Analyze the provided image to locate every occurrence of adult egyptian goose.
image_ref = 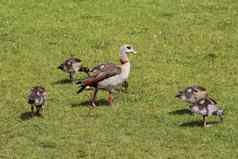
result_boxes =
[27,86,47,116]
[58,57,89,82]
[76,44,136,106]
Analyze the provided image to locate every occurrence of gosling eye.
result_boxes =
[193,89,198,93]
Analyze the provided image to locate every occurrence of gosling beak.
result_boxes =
[58,64,64,70]
[175,92,182,98]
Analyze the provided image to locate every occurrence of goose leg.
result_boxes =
[31,105,34,116]
[108,91,113,106]
[36,106,42,116]
[69,72,75,83]
[188,105,194,115]
[122,80,128,92]
[90,88,98,107]
[203,115,207,127]
[219,115,223,122]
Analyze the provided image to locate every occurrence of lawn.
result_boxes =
[0,0,238,158]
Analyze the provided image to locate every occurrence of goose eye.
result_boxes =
[126,46,131,49]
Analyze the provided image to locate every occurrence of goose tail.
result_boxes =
[76,81,86,94]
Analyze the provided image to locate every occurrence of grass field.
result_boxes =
[0,0,238,158]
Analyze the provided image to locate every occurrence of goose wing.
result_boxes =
[89,63,121,78]
[83,63,121,85]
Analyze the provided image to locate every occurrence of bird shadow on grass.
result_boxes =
[169,108,193,115]
[20,112,42,121]
[71,99,110,107]
[52,79,72,85]
[179,121,221,127]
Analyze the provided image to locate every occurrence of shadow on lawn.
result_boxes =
[20,112,43,121]
[180,121,221,127]
[20,112,33,121]
[71,99,110,107]
[52,79,72,85]
[169,108,193,115]
[53,77,87,85]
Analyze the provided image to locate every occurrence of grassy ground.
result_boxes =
[0,0,238,158]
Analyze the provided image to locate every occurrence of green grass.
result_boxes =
[0,0,238,158]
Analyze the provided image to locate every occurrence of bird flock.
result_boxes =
[27,44,224,127]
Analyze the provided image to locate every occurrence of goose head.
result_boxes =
[119,44,136,64]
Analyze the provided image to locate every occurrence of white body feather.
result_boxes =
[191,104,219,116]
[98,62,130,91]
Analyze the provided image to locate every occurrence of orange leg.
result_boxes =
[90,88,98,107]
[108,92,113,106]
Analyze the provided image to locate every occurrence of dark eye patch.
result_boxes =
[126,46,131,49]
[193,89,198,93]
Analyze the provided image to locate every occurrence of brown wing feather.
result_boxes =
[83,63,121,86]
[208,97,217,104]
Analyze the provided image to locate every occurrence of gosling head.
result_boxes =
[176,85,208,104]
[28,86,47,106]
[58,58,82,73]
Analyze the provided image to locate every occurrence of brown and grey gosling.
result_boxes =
[176,85,224,127]
[27,86,47,116]
[190,97,224,127]
[58,57,89,83]
[76,44,136,107]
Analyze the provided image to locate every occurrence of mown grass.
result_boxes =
[0,0,238,158]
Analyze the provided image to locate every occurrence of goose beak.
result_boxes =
[131,49,137,54]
